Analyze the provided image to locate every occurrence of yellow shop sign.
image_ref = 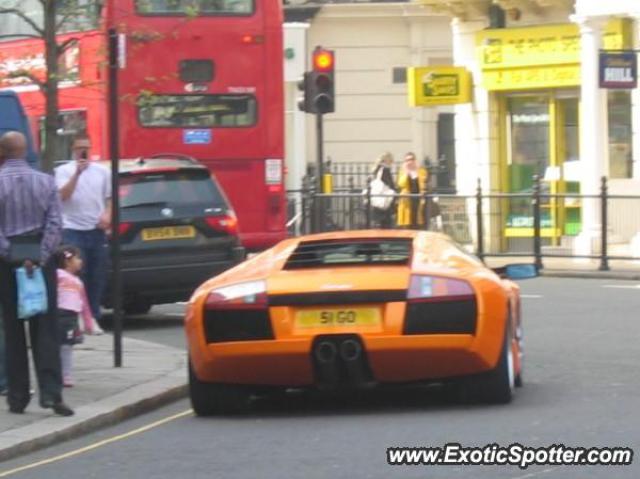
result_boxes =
[476,18,632,91]
[408,66,472,106]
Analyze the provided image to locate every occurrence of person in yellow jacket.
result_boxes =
[396,152,428,228]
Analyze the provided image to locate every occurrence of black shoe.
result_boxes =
[40,400,75,416]
[52,402,74,417]
[9,404,25,414]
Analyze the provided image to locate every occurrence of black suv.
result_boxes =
[102,156,245,315]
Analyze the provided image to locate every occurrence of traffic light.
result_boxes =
[297,71,312,113]
[309,47,335,114]
[297,47,335,115]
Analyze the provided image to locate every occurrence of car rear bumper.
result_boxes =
[105,252,241,305]
[188,333,500,387]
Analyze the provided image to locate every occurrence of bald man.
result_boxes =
[0,131,73,416]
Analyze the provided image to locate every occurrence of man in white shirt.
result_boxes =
[55,135,111,323]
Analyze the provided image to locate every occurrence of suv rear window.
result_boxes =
[120,169,226,210]
[284,239,412,270]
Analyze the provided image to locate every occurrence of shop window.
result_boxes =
[608,91,633,179]
[436,113,456,193]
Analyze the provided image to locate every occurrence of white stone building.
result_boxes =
[419,0,640,255]
[283,2,453,192]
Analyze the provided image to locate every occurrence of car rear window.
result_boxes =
[284,239,412,270]
[120,169,226,209]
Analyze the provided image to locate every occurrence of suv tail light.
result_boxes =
[204,212,238,236]
[119,222,132,236]
[407,275,474,302]
[205,280,267,310]
[107,222,132,239]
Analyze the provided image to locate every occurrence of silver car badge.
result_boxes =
[161,208,174,218]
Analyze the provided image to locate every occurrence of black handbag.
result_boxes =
[7,233,42,265]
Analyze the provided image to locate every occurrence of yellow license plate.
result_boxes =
[141,225,196,241]
[295,307,381,328]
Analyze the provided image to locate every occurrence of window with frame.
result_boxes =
[608,91,633,179]
[138,94,257,128]
[0,0,101,41]
[284,239,413,269]
[135,0,254,16]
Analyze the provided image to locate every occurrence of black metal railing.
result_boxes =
[286,176,640,271]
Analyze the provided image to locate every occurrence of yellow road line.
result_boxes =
[0,409,193,478]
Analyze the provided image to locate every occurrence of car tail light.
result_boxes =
[404,275,477,335]
[407,275,474,302]
[205,280,267,310]
[118,222,132,236]
[204,212,238,236]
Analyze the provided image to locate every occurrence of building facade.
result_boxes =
[283,2,453,192]
[422,0,640,255]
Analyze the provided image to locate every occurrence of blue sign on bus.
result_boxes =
[183,129,212,144]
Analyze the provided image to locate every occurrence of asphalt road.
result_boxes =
[1,277,639,479]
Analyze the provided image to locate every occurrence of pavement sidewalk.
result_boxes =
[0,334,187,463]
[485,256,640,280]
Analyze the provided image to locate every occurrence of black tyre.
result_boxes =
[514,324,524,388]
[124,300,153,316]
[464,325,515,404]
[188,361,250,416]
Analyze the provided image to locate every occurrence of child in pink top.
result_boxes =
[55,245,99,387]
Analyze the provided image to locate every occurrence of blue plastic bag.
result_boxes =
[15,267,48,320]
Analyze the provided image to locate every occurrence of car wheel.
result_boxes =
[514,325,524,388]
[123,300,153,316]
[465,325,515,404]
[188,361,250,416]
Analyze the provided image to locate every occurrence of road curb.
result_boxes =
[540,270,640,280]
[0,380,188,464]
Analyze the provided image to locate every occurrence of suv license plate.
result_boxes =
[141,226,196,241]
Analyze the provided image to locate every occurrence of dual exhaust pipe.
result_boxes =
[312,337,373,389]
[314,338,362,363]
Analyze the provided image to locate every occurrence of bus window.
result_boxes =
[138,94,257,128]
[135,0,254,16]
[0,0,101,40]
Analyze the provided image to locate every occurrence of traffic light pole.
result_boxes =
[108,28,123,368]
[316,112,324,193]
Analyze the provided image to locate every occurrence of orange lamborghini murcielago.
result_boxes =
[184,230,536,415]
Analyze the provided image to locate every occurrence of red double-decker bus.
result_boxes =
[0,0,285,250]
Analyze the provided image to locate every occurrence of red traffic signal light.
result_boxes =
[313,48,334,72]
[297,46,336,115]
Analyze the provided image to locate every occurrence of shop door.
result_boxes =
[503,94,579,248]
[555,97,581,237]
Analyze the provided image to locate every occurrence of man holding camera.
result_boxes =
[55,135,111,325]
